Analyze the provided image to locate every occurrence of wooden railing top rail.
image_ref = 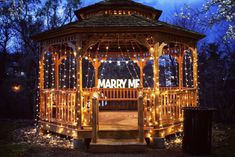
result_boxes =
[41,89,77,93]
[41,87,196,94]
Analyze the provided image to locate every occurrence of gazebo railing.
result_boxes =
[83,88,138,101]
[40,87,197,128]
[158,88,197,124]
[40,89,77,126]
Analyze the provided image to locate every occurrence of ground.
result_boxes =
[0,120,234,157]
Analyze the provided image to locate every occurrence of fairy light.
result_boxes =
[163,57,166,86]
[168,55,172,87]
[51,49,55,88]
[62,59,65,88]
[130,41,151,87]
[85,55,90,88]
[175,58,179,86]
[38,40,199,143]
[68,50,71,88]
[35,49,42,130]
[119,46,134,80]
[45,52,49,88]
[64,48,68,88]
[184,52,189,88]
[117,60,121,66]
[188,53,193,88]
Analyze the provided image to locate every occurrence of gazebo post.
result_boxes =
[92,60,101,88]
[178,54,183,90]
[191,46,198,106]
[39,45,46,134]
[138,90,144,143]
[139,59,144,87]
[91,92,99,143]
[152,42,166,128]
[39,45,49,91]
[76,57,83,128]
[150,42,167,148]
[73,42,84,149]
[39,50,44,92]
[54,53,59,89]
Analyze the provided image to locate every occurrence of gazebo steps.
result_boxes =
[98,130,139,139]
[89,138,147,152]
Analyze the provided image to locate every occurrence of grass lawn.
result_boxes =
[212,124,235,157]
[0,119,234,157]
[0,120,32,157]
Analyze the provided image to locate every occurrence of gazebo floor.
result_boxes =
[39,110,182,140]
[99,111,138,130]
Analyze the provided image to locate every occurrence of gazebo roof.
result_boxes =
[75,0,162,20]
[33,0,205,41]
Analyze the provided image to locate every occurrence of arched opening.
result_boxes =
[97,59,140,110]
[159,55,179,87]
[82,58,95,88]
[183,50,194,88]
[43,52,55,89]
[59,54,77,89]
[143,60,153,88]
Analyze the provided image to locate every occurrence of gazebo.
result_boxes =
[33,0,204,149]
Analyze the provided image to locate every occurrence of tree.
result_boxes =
[63,0,81,24]
[0,0,82,118]
[38,0,81,30]
[173,0,235,41]
[172,4,207,33]
[0,2,14,84]
[170,1,235,122]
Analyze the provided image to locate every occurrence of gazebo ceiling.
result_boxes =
[86,40,149,53]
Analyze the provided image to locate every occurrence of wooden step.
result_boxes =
[98,130,139,139]
[89,138,147,152]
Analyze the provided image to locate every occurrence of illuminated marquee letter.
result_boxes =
[111,79,117,88]
[98,79,106,88]
[128,79,140,88]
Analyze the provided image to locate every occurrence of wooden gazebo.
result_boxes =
[33,0,204,148]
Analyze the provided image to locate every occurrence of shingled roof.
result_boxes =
[75,0,162,20]
[32,0,205,41]
[76,14,159,27]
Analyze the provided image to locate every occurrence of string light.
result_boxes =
[38,40,197,141]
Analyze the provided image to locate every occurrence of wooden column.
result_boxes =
[39,52,44,120]
[39,57,44,90]
[95,65,99,88]
[92,92,99,143]
[138,91,144,143]
[151,42,166,128]
[178,56,183,89]
[137,59,147,88]
[153,46,160,128]
[192,47,198,106]
[139,60,144,87]
[39,45,48,120]
[92,60,101,88]
[54,53,59,89]
[76,57,83,129]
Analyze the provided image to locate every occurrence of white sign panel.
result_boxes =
[98,79,140,88]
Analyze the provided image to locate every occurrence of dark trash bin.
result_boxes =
[182,107,215,155]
